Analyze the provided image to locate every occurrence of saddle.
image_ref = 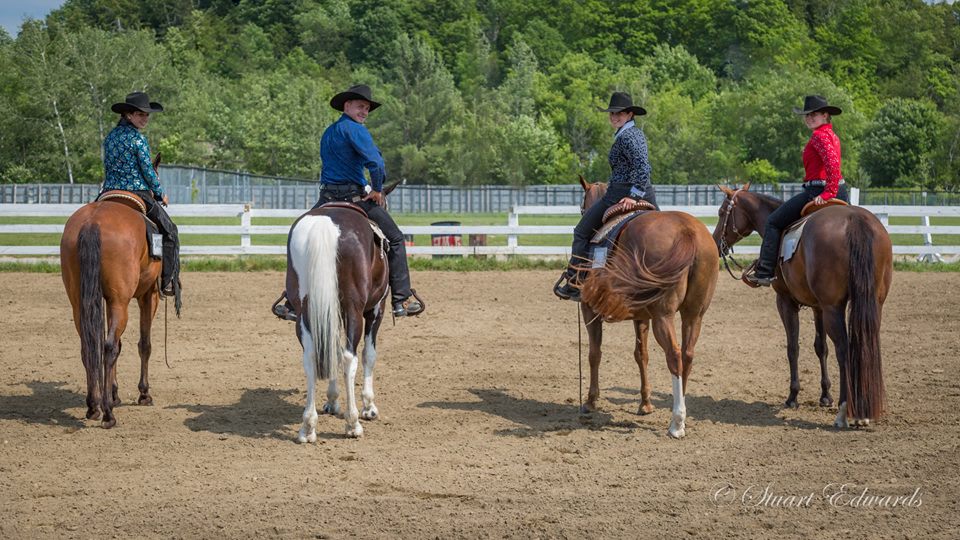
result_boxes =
[318,201,389,249]
[781,199,851,262]
[96,190,162,259]
[587,201,657,269]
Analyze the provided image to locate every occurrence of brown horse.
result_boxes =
[284,183,404,441]
[576,178,719,438]
[60,192,162,428]
[712,184,893,427]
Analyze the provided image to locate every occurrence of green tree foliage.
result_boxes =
[861,98,944,188]
[0,0,957,189]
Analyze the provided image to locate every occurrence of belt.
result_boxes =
[803,179,845,187]
[321,183,364,193]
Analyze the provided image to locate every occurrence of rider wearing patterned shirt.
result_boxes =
[554,91,659,302]
[746,95,850,287]
[101,92,180,300]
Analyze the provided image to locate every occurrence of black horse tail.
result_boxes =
[845,215,885,420]
[581,227,698,322]
[77,224,105,409]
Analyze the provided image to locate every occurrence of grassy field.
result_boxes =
[4,213,959,248]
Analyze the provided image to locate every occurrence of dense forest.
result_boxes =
[0,0,958,189]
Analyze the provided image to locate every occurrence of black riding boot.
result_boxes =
[160,237,182,316]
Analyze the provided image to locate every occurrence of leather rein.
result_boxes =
[716,189,752,280]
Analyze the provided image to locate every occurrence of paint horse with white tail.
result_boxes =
[278,180,408,441]
[571,177,719,438]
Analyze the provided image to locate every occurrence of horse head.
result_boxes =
[712,182,756,256]
[578,175,607,215]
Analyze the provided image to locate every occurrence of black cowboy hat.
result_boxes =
[330,84,382,112]
[111,92,164,114]
[597,91,646,116]
[792,95,842,116]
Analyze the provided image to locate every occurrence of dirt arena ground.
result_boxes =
[1,270,959,538]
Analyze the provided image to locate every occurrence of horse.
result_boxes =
[60,189,164,428]
[575,178,719,438]
[712,183,893,427]
[284,182,402,441]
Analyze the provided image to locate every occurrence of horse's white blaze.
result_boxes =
[343,350,362,437]
[362,333,378,420]
[297,326,318,444]
[668,374,686,439]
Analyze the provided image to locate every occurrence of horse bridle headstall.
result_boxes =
[716,188,752,280]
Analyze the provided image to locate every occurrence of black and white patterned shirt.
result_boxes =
[608,122,652,199]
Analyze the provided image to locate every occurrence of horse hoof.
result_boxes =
[361,407,378,421]
[138,395,153,406]
[820,397,834,407]
[112,397,122,407]
[668,427,686,439]
[579,404,596,415]
[101,418,117,429]
[86,408,101,421]
[297,430,317,444]
[784,399,799,410]
[345,424,364,438]
[638,403,655,415]
[322,402,340,416]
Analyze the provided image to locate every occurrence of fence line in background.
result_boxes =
[2,200,958,258]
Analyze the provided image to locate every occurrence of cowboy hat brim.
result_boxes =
[597,105,647,116]
[330,91,381,112]
[792,105,842,116]
[111,102,164,114]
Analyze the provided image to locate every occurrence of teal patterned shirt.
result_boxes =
[102,119,163,197]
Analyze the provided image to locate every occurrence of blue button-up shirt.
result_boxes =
[320,114,386,191]
[102,119,163,197]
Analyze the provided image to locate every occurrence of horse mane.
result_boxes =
[581,228,698,322]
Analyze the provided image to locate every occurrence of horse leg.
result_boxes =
[813,308,833,407]
[342,309,364,438]
[651,314,685,439]
[296,321,319,444]
[580,303,603,414]
[361,305,385,421]
[776,294,802,409]
[136,293,159,406]
[821,306,850,428]
[100,302,129,429]
[633,319,654,415]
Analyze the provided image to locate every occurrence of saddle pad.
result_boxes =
[144,218,162,259]
[780,216,811,262]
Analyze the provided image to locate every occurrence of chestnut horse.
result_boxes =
[576,179,719,438]
[60,192,162,428]
[284,183,402,441]
[712,184,892,427]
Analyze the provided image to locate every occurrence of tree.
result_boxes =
[861,98,944,187]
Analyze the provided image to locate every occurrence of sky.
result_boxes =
[0,0,65,37]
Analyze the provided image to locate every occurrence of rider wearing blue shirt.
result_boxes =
[273,85,424,321]
[101,92,180,303]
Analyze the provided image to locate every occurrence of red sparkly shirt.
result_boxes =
[802,123,842,200]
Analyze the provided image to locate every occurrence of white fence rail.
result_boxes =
[2,203,959,257]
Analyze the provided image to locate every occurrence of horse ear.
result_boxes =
[717,184,734,197]
[742,182,751,191]
[382,178,403,196]
[579,175,589,191]
[152,152,161,170]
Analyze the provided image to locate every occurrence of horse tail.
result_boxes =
[845,215,886,420]
[295,216,342,381]
[77,224,105,404]
[581,227,698,321]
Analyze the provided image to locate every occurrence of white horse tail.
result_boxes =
[290,215,342,380]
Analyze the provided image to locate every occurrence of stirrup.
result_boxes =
[271,293,297,321]
[393,289,425,317]
[552,274,581,302]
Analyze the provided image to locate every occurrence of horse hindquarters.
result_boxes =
[76,225,106,422]
[844,216,886,422]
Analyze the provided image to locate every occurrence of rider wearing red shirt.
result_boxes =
[746,95,850,286]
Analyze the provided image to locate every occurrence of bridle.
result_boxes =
[716,188,752,280]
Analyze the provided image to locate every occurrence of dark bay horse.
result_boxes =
[712,184,893,427]
[60,192,162,428]
[577,179,719,438]
[284,183,402,441]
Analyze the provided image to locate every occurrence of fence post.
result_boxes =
[241,204,252,253]
[917,214,943,263]
[850,187,860,206]
[507,206,519,249]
